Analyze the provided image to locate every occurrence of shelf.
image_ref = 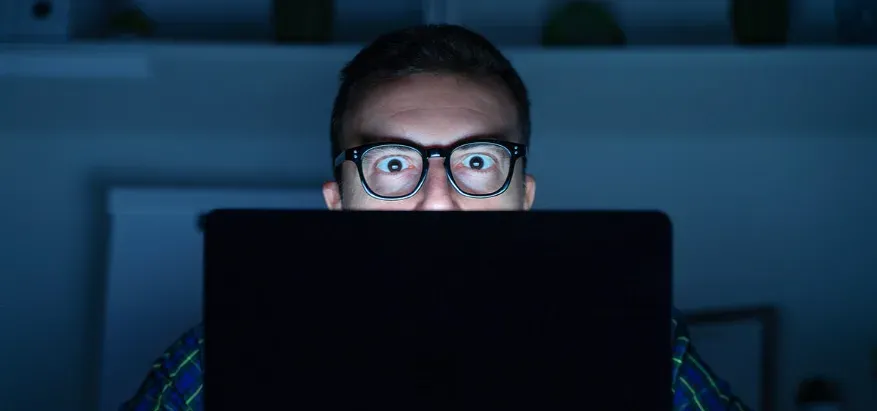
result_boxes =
[4,41,876,79]
[2,43,876,139]
[0,42,362,78]
[0,0,865,46]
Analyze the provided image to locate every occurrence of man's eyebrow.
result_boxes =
[350,132,516,147]
[462,133,514,143]
[352,133,407,145]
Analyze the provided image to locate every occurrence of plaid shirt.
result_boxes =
[121,310,750,411]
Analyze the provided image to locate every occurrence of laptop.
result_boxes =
[203,210,672,410]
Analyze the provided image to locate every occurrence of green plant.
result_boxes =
[542,1,626,46]
[108,6,155,38]
[730,0,790,45]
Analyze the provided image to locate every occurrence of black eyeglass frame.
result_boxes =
[333,139,528,201]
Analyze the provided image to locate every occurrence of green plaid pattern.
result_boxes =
[122,310,750,410]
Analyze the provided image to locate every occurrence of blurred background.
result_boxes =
[1,0,876,411]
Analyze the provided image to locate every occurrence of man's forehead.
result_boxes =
[347,132,519,149]
[343,74,520,149]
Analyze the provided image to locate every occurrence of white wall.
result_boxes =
[1,45,876,411]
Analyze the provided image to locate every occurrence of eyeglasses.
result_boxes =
[333,139,528,201]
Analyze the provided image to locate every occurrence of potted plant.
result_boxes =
[542,1,626,46]
[730,0,791,45]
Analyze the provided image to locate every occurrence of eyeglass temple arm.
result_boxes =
[333,151,350,168]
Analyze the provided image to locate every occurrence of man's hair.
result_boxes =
[329,24,531,168]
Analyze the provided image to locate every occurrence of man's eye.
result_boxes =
[376,156,412,173]
[460,154,495,170]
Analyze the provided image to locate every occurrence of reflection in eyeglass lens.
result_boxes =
[361,143,512,198]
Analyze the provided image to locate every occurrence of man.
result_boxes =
[123,24,749,411]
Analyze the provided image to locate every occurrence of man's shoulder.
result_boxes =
[669,308,692,373]
[122,324,205,410]
[670,307,691,342]
[160,323,204,373]
[174,323,204,348]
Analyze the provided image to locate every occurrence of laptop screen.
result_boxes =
[204,210,672,410]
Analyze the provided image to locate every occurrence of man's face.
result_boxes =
[323,74,536,211]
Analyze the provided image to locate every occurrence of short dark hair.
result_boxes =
[329,24,531,167]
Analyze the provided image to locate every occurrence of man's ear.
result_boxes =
[523,174,536,210]
[322,181,342,210]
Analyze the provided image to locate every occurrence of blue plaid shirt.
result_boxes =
[121,310,750,411]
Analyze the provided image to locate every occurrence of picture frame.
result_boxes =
[684,305,779,411]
